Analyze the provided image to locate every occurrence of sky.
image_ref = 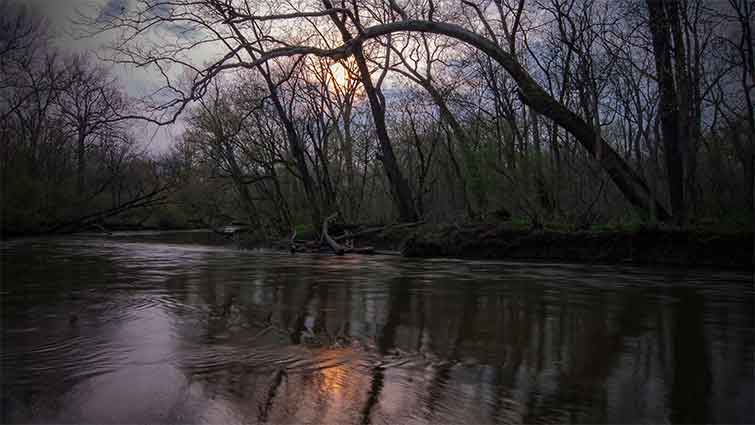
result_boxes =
[13,0,184,154]
[15,0,745,156]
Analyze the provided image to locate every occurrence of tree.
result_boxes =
[93,0,670,221]
[56,55,127,195]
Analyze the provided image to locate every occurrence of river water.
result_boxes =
[1,232,753,424]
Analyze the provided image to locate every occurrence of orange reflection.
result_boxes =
[316,350,349,400]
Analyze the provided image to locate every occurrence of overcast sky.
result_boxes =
[15,0,743,154]
[13,0,183,154]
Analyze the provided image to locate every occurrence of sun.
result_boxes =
[329,62,350,90]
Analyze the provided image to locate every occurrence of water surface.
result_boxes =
[1,233,753,424]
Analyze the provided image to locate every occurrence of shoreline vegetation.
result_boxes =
[397,224,754,270]
[3,1,753,272]
[9,222,749,270]
[288,222,753,270]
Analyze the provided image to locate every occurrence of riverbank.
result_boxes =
[324,223,752,270]
[0,223,200,239]
[5,221,752,269]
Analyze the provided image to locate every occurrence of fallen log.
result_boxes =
[322,213,377,255]
[323,213,346,255]
[286,216,385,255]
[46,187,169,234]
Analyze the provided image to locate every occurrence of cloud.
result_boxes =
[97,0,129,22]
[7,0,105,35]
[4,0,228,153]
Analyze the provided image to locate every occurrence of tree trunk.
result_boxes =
[352,47,417,221]
[76,128,86,196]
[224,146,261,230]
[323,0,418,222]
[356,20,671,221]
[269,165,293,232]
[342,101,356,219]
[646,0,686,225]
[419,80,483,217]
[226,21,323,229]
[669,0,695,220]
[443,129,476,219]
[270,83,323,228]
[746,153,754,219]
[531,112,551,215]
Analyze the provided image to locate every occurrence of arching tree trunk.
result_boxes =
[350,20,670,221]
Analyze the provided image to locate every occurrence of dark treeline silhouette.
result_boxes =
[0,2,171,237]
[2,0,752,237]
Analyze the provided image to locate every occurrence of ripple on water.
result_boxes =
[1,234,753,424]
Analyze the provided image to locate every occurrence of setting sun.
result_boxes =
[330,62,350,90]
[329,61,349,91]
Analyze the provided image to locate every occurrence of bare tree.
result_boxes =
[56,55,127,195]
[80,0,755,229]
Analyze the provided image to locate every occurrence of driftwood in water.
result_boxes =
[289,228,297,253]
[289,214,378,255]
[289,229,328,254]
[323,213,347,255]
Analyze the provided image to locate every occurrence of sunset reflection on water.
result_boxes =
[1,233,753,424]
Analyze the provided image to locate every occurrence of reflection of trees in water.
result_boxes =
[670,287,710,424]
[167,264,750,424]
[289,282,320,345]
[360,367,384,425]
[8,243,753,424]
[360,277,411,424]
[257,368,286,423]
[518,288,661,423]
[423,283,478,421]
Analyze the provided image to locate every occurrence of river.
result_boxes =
[1,232,753,423]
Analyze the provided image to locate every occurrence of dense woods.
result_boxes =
[0,3,172,236]
[1,0,752,238]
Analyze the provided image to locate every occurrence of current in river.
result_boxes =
[1,231,753,424]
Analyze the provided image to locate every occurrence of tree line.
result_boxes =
[0,2,176,236]
[2,0,752,237]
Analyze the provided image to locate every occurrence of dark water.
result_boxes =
[1,232,753,424]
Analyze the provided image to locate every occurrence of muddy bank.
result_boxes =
[271,222,753,269]
[396,224,753,269]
